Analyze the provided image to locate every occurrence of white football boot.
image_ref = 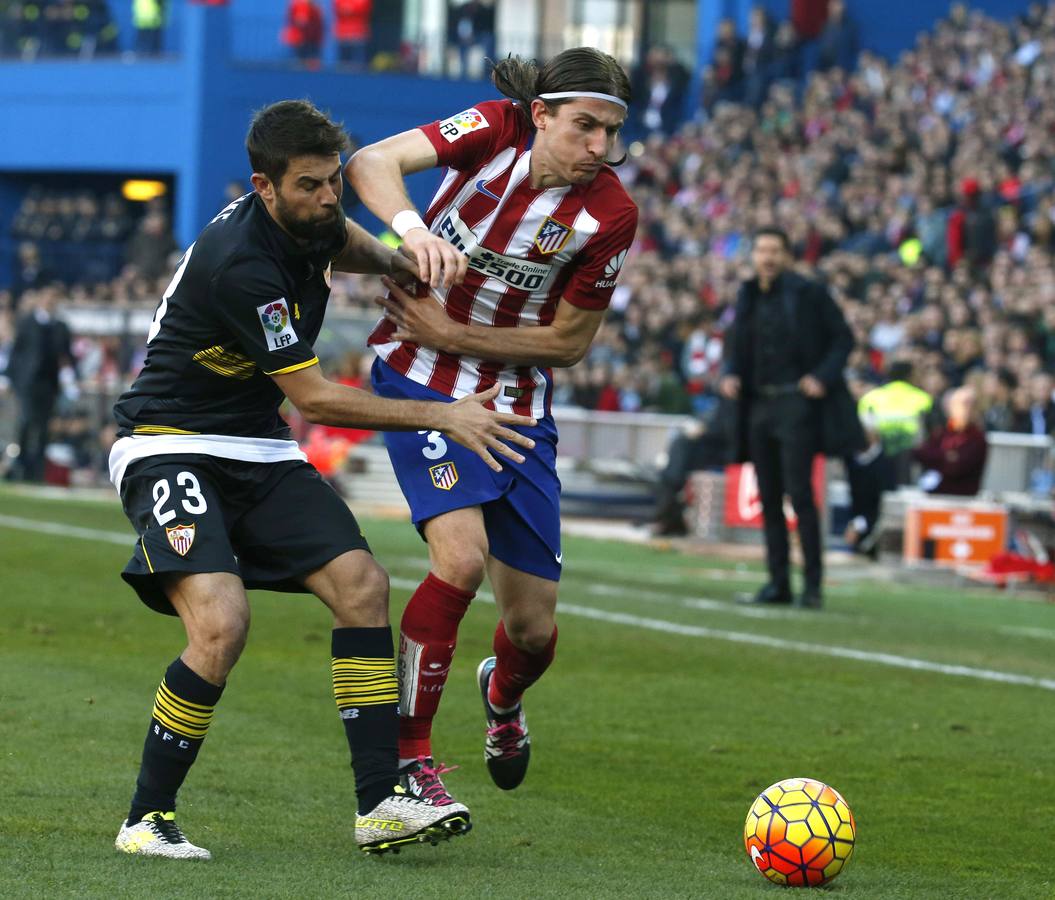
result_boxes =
[115,811,211,860]
[355,787,471,855]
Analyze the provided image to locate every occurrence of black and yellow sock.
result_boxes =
[331,627,399,814]
[127,657,224,824]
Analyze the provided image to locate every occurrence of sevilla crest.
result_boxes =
[166,524,196,556]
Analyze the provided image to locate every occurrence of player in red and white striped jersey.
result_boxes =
[346,48,638,806]
[364,95,636,420]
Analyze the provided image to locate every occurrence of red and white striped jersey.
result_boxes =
[368,99,638,418]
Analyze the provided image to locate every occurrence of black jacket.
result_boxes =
[5,311,72,398]
[723,271,865,461]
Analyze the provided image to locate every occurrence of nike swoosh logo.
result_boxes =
[476,179,502,201]
[555,552,563,564]
[750,845,766,870]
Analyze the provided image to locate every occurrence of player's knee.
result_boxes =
[191,608,250,666]
[503,616,555,654]
[358,561,391,612]
[332,559,390,626]
[432,548,487,592]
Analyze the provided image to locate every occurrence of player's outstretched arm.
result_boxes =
[332,219,414,276]
[272,364,535,472]
[345,130,467,290]
[376,276,605,368]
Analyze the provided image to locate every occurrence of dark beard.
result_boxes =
[278,201,346,248]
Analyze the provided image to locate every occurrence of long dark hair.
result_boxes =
[492,47,631,163]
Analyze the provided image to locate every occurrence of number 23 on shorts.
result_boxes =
[152,471,209,526]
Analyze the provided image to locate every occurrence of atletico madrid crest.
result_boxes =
[429,462,459,491]
[166,523,196,556]
[533,216,574,254]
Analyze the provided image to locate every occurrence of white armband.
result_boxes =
[391,209,427,239]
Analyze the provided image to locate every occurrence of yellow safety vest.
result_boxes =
[133,0,164,30]
[858,381,933,455]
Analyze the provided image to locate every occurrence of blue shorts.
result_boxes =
[371,358,562,582]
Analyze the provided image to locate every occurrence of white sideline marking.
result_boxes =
[389,581,1055,692]
[585,581,856,622]
[553,602,1055,692]
[401,555,848,619]
[4,514,1055,692]
[0,514,131,546]
[999,626,1055,641]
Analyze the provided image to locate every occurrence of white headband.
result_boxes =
[538,91,628,111]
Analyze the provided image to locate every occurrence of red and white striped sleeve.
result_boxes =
[418,99,525,172]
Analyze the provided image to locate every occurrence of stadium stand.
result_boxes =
[0,1,119,59]
[3,2,1055,499]
[583,2,1055,427]
[8,188,141,293]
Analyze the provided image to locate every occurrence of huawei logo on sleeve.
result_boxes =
[595,249,629,289]
[605,249,628,278]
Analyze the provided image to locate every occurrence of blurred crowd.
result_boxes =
[562,1,1055,447]
[700,0,860,116]
[8,2,1055,487]
[0,1,119,58]
[281,0,497,76]
[0,0,500,74]
[8,187,176,299]
[0,184,180,483]
[1,0,501,73]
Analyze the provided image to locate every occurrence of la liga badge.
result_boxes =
[166,524,196,556]
[256,298,299,350]
[438,107,489,143]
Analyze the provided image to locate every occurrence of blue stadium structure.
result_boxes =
[0,0,1032,284]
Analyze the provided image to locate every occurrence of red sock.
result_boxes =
[488,621,557,711]
[398,573,474,760]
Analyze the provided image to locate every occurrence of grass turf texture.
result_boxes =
[1,485,1053,898]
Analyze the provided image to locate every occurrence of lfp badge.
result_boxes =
[260,300,288,332]
[438,107,490,143]
[256,298,298,350]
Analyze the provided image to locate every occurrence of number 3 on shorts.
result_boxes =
[418,430,448,460]
[152,471,209,526]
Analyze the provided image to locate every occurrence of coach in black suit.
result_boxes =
[3,289,72,482]
[720,228,863,609]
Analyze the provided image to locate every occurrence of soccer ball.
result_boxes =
[743,777,855,887]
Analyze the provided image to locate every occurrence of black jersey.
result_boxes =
[113,192,346,441]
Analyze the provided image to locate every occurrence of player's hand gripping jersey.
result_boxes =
[368,100,638,419]
[110,193,345,486]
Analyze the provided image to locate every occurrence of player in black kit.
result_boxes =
[110,100,535,859]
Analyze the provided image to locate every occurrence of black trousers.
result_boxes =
[747,394,822,591]
[653,432,728,532]
[15,388,57,482]
[845,446,884,542]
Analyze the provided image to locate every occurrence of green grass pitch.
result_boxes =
[1,485,1053,898]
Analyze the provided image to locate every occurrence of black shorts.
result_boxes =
[118,454,371,616]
